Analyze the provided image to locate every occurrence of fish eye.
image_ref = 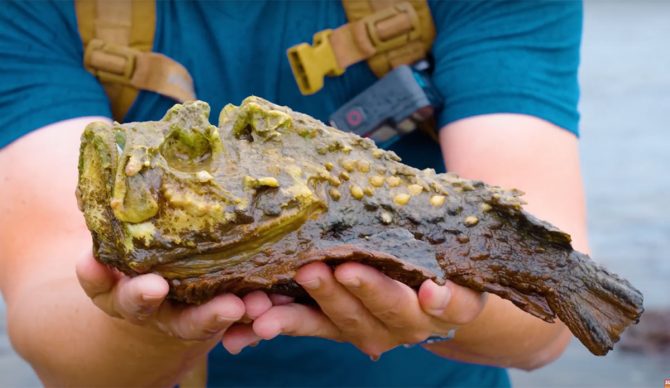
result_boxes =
[160,125,213,172]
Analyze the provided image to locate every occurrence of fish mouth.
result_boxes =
[150,200,325,278]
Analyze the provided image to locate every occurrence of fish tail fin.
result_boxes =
[547,250,644,355]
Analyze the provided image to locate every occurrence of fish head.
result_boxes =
[76,97,338,273]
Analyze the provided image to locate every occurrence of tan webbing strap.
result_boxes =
[341,0,435,77]
[287,0,435,95]
[75,0,196,122]
[344,0,440,141]
[94,0,133,44]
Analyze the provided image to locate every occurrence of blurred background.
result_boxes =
[1,1,668,386]
[510,1,670,386]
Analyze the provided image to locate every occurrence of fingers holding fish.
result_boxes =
[223,290,297,353]
[113,275,167,323]
[334,262,433,332]
[244,262,477,358]
[418,279,487,326]
[152,293,245,341]
[78,250,246,341]
[333,263,465,344]
[251,301,394,359]
[252,302,341,341]
[294,262,389,341]
[76,253,168,322]
[75,252,119,301]
[242,291,273,321]
[221,323,262,355]
[249,262,401,357]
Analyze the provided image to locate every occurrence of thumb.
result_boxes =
[75,252,117,299]
[418,280,487,325]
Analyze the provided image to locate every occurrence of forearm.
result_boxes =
[8,270,214,387]
[425,295,570,370]
[426,114,589,369]
[8,268,216,386]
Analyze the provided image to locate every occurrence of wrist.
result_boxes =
[102,313,217,385]
[109,312,219,354]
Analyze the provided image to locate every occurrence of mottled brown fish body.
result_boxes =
[77,97,643,356]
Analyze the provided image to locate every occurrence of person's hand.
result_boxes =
[221,292,294,354]
[246,262,487,358]
[75,253,245,342]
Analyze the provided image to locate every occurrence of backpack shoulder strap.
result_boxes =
[75,0,196,122]
[340,0,435,78]
[288,0,435,94]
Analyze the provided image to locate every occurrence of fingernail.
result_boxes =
[340,276,360,288]
[217,314,241,324]
[298,277,321,290]
[427,285,451,315]
[141,293,162,303]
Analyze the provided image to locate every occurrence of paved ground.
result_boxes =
[1,1,668,387]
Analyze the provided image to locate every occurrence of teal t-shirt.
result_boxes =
[0,1,582,386]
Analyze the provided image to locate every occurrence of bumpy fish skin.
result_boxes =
[77,96,643,356]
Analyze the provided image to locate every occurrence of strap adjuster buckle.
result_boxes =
[84,38,137,85]
[287,30,345,95]
[363,2,421,53]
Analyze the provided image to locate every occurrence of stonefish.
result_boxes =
[76,96,643,356]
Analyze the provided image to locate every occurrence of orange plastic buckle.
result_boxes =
[287,30,344,95]
[84,39,137,85]
[363,2,421,53]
